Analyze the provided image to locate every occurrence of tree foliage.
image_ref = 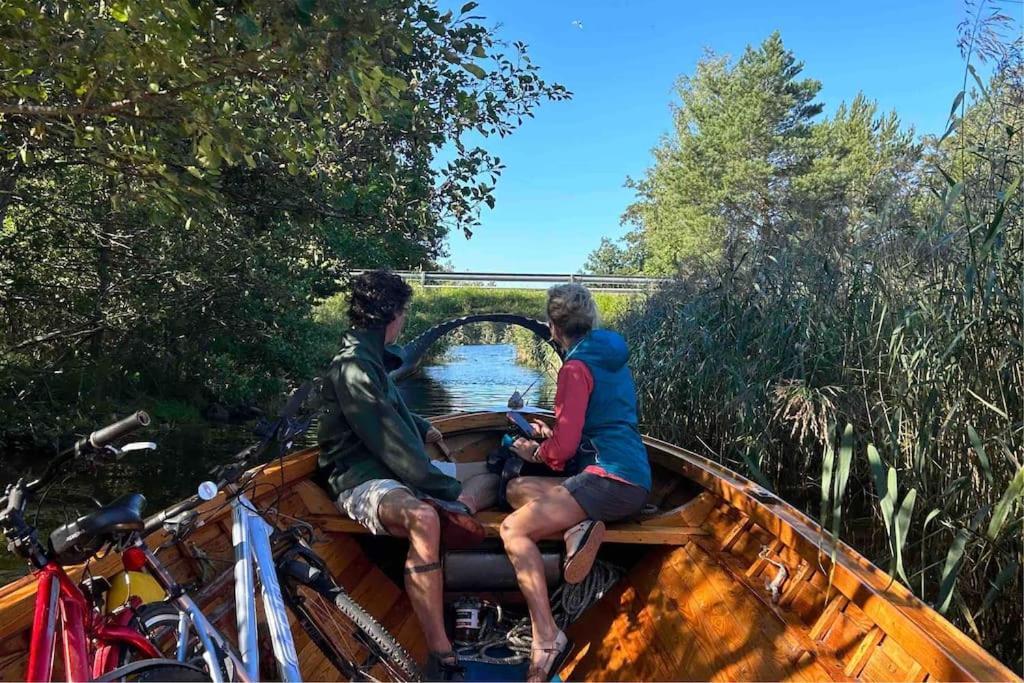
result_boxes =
[0,0,569,427]
[607,32,922,275]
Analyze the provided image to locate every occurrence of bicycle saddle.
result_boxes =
[49,493,147,565]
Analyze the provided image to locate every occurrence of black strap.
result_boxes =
[404,561,442,575]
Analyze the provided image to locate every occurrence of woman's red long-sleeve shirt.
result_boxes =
[535,360,631,483]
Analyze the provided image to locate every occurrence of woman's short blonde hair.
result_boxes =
[546,283,598,338]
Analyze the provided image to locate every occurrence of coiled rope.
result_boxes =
[455,560,623,665]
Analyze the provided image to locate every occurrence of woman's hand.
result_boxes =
[529,420,553,439]
[511,437,541,462]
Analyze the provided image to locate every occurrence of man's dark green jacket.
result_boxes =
[317,328,461,501]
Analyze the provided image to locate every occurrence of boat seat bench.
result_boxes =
[307,509,707,545]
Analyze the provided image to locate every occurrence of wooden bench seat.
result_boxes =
[303,509,707,545]
[291,479,713,546]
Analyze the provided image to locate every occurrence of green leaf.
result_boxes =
[460,2,479,12]
[831,423,854,534]
[739,448,772,490]
[893,488,916,584]
[820,432,836,528]
[866,444,892,527]
[980,172,1021,256]
[472,44,487,58]
[966,64,990,103]
[427,20,445,36]
[978,560,1019,616]
[987,466,1024,541]
[936,527,969,614]
[109,3,129,22]
[947,90,964,122]
[966,425,993,486]
[462,63,487,79]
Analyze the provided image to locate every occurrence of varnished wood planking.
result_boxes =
[642,436,1018,682]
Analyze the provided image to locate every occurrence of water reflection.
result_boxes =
[401,344,556,415]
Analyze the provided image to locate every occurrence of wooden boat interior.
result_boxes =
[0,410,1017,682]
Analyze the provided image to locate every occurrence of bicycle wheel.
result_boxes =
[98,658,208,682]
[129,602,235,681]
[280,560,420,681]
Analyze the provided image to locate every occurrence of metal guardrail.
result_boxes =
[348,270,671,291]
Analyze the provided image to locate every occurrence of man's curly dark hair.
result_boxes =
[347,270,414,330]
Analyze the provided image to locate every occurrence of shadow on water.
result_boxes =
[0,344,554,581]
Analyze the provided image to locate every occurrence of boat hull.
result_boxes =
[0,411,1016,682]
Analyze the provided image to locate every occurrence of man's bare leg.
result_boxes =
[377,489,451,656]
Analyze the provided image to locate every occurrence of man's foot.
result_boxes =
[562,519,605,584]
[527,631,572,682]
[424,651,466,682]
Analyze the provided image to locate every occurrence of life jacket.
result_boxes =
[565,330,651,490]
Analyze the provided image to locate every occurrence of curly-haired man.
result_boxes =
[317,269,473,681]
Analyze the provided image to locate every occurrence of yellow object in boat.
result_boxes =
[105,570,167,611]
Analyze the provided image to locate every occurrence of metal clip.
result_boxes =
[758,546,789,603]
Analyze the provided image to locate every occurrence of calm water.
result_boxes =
[0,344,552,579]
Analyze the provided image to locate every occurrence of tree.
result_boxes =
[0,0,569,423]
[582,235,645,275]
[623,33,823,273]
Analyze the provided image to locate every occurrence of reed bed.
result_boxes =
[616,73,1022,666]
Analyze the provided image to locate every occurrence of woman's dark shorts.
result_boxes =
[562,472,648,522]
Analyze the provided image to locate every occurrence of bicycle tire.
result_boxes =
[97,658,208,682]
[130,602,235,681]
[280,560,420,681]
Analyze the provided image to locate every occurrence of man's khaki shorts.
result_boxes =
[336,478,411,535]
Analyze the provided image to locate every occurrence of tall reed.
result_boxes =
[618,57,1022,664]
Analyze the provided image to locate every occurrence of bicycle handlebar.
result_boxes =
[88,411,150,449]
[24,411,152,495]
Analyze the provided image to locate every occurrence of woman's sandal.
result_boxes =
[527,630,573,682]
[563,519,606,584]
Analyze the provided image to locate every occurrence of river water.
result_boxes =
[0,344,554,579]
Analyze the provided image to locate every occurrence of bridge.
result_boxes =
[350,270,670,293]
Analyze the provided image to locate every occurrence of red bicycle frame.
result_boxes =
[26,562,161,682]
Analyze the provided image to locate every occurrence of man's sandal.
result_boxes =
[425,650,465,682]
[563,519,606,584]
[527,630,573,682]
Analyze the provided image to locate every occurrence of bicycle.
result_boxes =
[125,383,421,681]
[0,411,208,682]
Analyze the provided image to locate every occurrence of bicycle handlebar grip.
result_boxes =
[88,411,151,448]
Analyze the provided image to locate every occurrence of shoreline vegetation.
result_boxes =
[0,0,1020,670]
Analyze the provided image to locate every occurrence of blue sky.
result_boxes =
[439,0,989,273]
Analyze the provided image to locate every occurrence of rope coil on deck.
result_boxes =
[455,560,623,665]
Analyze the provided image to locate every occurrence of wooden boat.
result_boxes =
[0,410,1017,682]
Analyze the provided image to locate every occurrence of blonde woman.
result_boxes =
[499,283,651,682]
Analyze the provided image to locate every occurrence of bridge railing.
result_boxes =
[348,270,672,293]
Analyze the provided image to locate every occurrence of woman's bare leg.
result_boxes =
[499,485,586,675]
[505,475,566,509]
